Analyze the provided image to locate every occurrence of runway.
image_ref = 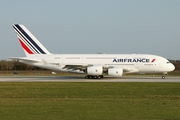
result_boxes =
[0,76,180,82]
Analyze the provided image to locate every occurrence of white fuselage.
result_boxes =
[22,54,175,74]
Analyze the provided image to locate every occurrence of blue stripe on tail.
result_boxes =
[14,24,46,54]
[13,26,39,54]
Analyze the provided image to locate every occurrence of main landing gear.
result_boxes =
[85,75,104,79]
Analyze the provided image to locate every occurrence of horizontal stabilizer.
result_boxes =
[9,57,42,62]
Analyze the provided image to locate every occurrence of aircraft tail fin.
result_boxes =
[12,24,51,56]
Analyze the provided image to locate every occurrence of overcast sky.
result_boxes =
[0,0,180,60]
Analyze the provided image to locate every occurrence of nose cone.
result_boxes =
[169,63,175,72]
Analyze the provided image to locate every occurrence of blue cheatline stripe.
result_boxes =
[15,24,46,54]
[13,25,39,54]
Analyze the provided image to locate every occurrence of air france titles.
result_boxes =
[113,58,150,63]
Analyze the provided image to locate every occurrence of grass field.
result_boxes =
[0,82,180,120]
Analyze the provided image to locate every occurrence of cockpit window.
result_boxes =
[167,62,170,64]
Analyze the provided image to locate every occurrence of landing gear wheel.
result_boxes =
[93,76,97,79]
[97,76,102,79]
[85,75,103,79]
[162,76,165,79]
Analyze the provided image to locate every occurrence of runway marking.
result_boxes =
[0,76,180,82]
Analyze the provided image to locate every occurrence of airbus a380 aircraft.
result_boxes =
[11,24,175,79]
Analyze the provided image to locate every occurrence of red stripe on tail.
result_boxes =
[18,38,34,54]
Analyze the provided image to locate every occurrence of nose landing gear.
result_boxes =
[162,75,165,79]
[162,72,167,79]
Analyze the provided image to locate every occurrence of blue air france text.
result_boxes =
[113,58,150,63]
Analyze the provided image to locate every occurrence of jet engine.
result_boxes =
[108,68,123,77]
[87,66,103,75]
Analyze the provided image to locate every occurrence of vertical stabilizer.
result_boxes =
[12,24,51,56]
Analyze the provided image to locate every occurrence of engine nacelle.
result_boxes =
[108,68,123,77]
[87,66,103,75]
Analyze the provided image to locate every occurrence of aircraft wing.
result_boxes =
[63,64,138,73]
[63,64,92,71]
[123,68,139,73]
[9,57,42,62]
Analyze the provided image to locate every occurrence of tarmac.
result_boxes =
[0,76,180,82]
